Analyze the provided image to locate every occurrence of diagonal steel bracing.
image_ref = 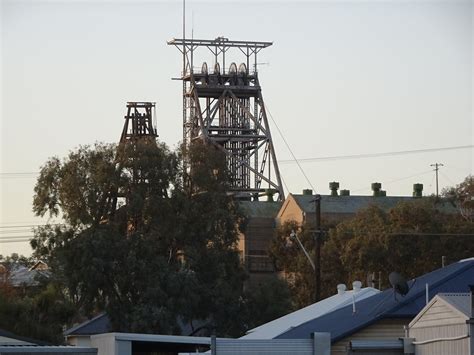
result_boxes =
[168,37,284,201]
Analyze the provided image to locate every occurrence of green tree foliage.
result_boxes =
[442,174,474,222]
[0,278,75,344]
[31,139,247,338]
[243,277,293,330]
[324,198,474,293]
[271,189,474,306]
[269,222,317,308]
[33,143,118,227]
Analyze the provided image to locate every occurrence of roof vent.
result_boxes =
[265,188,275,202]
[337,283,347,295]
[413,183,423,198]
[340,189,350,196]
[302,189,313,196]
[371,182,383,197]
[329,182,339,196]
[352,280,362,292]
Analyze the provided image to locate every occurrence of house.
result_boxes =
[241,282,380,339]
[64,314,111,347]
[277,181,458,228]
[238,183,459,284]
[269,258,474,355]
[408,289,474,354]
[64,314,207,347]
[7,262,50,288]
[0,328,41,346]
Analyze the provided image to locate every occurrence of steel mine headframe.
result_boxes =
[120,102,158,143]
[102,102,158,228]
[168,37,284,201]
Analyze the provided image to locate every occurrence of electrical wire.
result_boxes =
[278,145,474,164]
[0,240,32,244]
[1,146,472,178]
[264,104,316,192]
[351,169,433,193]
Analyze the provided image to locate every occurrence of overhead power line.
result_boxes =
[0,239,32,244]
[278,145,474,164]
[264,104,316,192]
[0,145,472,178]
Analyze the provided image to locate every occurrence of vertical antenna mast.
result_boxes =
[182,0,186,75]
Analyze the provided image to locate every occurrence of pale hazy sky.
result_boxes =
[1,0,473,255]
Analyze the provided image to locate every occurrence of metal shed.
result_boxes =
[408,292,472,354]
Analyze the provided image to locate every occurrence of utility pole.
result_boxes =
[313,194,322,302]
[430,163,444,197]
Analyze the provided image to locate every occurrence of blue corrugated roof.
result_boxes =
[276,258,474,342]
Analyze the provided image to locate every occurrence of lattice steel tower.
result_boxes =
[120,102,158,144]
[168,37,284,201]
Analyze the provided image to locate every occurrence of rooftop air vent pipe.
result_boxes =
[337,284,347,295]
[329,182,340,196]
[371,183,385,197]
[352,280,362,292]
[265,189,275,202]
[351,281,362,314]
[413,183,423,198]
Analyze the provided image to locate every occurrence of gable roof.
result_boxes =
[276,258,474,342]
[64,313,207,337]
[240,287,380,339]
[9,265,50,287]
[0,328,48,346]
[438,293,471,318]
[288,194,457,215]
[64,313,110,336]
[408,292,471,327]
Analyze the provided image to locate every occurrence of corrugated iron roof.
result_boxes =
[0,345,96,353]
[291,194,458,215]
[9,265,50,287]
[276,258,474,342]
[64,313,110,336]
[0,328,47,346]
[241,287,380,339]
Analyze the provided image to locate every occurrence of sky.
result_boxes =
[1,0,473,256]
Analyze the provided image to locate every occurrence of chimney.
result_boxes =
[337,284,347,295]
[340,189,350,196]
[371,182,382,197]
[302,189,313,196]
[329,182,340,196]
[413,183,423,198]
